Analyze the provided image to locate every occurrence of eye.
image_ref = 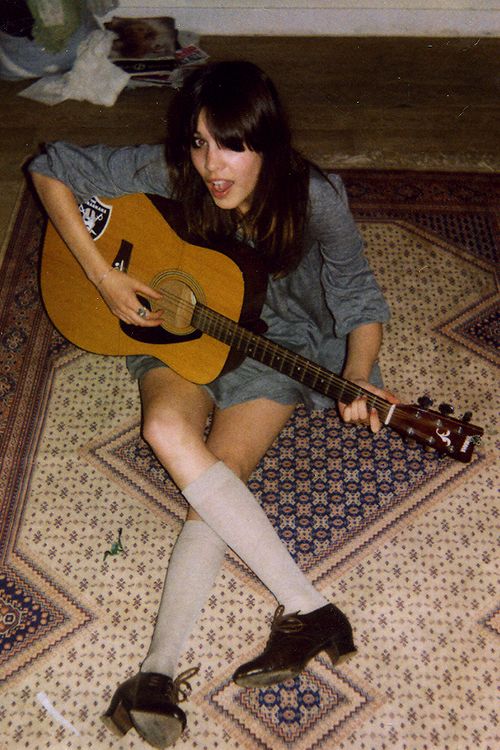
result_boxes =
[191,136,205,149]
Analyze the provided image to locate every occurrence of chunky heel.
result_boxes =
[324,638,357,666]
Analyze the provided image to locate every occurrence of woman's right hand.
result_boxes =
[30,173,165,328]
[96,267,164,327]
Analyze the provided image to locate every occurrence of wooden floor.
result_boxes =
[1,36,498,262]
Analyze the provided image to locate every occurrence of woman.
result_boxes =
[30,61,396,749]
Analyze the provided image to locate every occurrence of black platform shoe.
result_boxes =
[233,604,356,688]
[101,667,199,748]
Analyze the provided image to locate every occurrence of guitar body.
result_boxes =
[40,193,268,383]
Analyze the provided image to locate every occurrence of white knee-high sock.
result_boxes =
[141,519,227,677]
[183,462,327,615]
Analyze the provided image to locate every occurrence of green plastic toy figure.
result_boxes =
[103,528,124,561]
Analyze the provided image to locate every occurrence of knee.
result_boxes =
[214,454,251,483]
[141,409,167,450]
[142,408,192,457]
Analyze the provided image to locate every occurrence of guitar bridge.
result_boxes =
[112,239,133,273]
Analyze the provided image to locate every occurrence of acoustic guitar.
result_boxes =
[40,193,484,463]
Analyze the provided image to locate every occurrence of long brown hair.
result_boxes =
[165,61,310,276]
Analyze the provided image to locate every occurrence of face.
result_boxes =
[190,110,263,215]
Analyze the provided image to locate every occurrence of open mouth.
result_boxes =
[209,180,233,199]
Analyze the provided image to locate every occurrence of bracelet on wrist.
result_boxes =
[96,266,116,287]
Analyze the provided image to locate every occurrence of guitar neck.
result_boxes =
[192,303,392,418]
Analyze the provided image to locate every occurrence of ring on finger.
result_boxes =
[137,306,148,319]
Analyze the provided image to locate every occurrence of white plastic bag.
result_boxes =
[19,29,129,106]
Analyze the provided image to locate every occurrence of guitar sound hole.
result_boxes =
[150,271,205,335]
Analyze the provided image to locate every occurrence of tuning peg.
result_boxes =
[461,411,473,423]
[418,395,433,409]
[438,402,454,416]
[401,437,417,448]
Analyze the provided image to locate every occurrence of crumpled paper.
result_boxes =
[18,29,129,106]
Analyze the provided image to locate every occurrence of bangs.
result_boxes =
[188,67,270,153]
[190,100,260,153]
[201,107,249,152]
[176,61,286,157]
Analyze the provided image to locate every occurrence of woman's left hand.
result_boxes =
[338,379,399,433]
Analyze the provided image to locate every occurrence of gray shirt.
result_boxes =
[30,141,390,410]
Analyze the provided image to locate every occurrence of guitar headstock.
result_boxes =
[388,400,484,463]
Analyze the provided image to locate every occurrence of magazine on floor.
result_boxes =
[104,16,208,85]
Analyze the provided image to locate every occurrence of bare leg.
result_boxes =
[139,368,223,677]
[139,366,215,489]
[139,376,327,614]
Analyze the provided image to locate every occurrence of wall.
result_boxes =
[112,1,500,36]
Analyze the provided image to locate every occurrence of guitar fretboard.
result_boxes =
[192,302,391,419]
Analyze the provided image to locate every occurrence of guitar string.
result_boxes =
[152,286,397,410]
[152,286,387,403]
[151,286,459,428]
[152,286,409,416]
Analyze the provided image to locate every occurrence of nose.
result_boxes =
[204,143,224,173]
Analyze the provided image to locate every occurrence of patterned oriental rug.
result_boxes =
[0,172,498,750]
